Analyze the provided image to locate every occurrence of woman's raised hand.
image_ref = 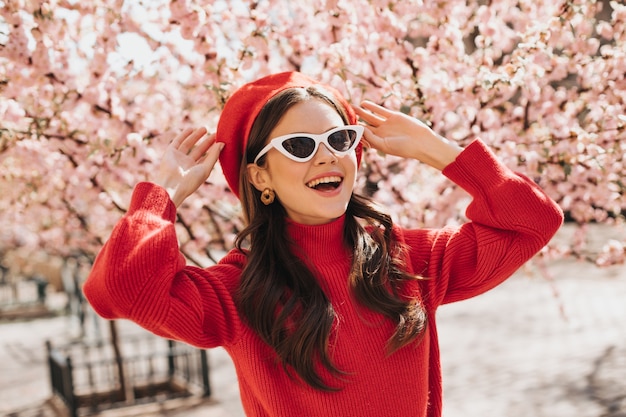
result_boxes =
[353,101,462,171]
[155,127,223,207]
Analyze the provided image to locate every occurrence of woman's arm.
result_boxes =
[402,139,563,305]
[83,182,244,347]
[83,128,242,348]
[353,101,563,306]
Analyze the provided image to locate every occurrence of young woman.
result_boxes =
[83,71,563,417]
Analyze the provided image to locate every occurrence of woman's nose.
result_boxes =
[312,143,337,164]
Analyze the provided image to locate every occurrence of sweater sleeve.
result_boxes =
[402,139,563,307]
[82,182,244,348]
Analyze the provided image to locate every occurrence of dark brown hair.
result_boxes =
[235,86,427,390]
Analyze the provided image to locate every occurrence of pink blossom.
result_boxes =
[0,0,624,266]
[596,240,625,267]
[0,99,26,123]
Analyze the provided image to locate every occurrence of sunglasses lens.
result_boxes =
[282,136,316,159]
[328,128,357,152]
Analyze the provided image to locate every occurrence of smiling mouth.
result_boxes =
[306,176,342,191]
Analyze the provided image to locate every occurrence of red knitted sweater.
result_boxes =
[83,139,563,417]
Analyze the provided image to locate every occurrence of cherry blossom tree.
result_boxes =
[1,0,624,273]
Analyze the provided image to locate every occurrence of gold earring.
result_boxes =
[261,188,275,205]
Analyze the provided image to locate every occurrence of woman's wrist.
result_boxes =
[415,133,463,171]
[150,180,182,208]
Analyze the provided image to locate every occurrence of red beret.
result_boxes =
[216,71,361,198]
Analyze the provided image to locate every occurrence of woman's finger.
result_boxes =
[359,100,396,117]
[179,127,208,154]
[170,128,194,149]
[197,139,224,172]
[353,104,386,127]
[357,100,399,124]
[361,126,384,151]
[188,132,216,161]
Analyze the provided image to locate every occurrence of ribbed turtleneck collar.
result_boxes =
[285,214,350,264]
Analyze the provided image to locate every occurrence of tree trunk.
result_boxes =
[109,320,133,402]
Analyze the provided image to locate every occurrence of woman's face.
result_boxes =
[249,99,359,225]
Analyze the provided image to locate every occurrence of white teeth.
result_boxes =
[307,176,342,188]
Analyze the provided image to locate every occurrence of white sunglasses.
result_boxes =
[253,125,364,164]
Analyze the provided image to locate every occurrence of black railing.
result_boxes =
[46,335,211,417]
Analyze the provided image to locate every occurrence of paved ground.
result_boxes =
[1,224,625,417]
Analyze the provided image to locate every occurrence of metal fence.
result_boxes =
[46,334,211,417]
